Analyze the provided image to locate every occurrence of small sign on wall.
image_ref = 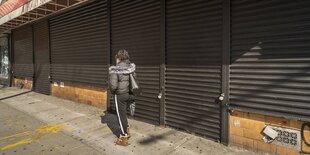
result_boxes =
[270,126,301,151]
[234,119,241,128]
[60,82,65,88]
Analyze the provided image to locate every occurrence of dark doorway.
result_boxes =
[0,35,9,86]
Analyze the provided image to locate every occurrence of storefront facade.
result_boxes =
[1,0,310,154]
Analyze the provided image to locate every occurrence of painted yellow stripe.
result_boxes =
[35,124,65,134]
[0,138,33,150]
[0,123,65,151]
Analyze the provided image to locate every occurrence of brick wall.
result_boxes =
[230,111,310,155]
[51,82,108,110]
[14,77,33,90]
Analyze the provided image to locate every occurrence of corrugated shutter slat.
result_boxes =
[34,20,50,95]
[49,0,108,87]
[165,0,222,141]
[13,25,33,78]
[111,0,161,125]
[230,0,310,121]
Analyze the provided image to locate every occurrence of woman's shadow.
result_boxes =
[100,112,122,137]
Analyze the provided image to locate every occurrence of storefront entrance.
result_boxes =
[0,35,9,86]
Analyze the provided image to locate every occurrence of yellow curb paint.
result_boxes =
[0,138,33,150]
[0,123,65,151]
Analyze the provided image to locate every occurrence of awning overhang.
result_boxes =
[0,0,88,33]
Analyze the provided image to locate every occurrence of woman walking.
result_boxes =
[109,49,136,146]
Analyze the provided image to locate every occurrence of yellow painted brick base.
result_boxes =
[230,111,310,155]
[51,82,107,111]
[14,77,33,90]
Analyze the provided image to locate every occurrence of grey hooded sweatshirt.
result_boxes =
[109,60,136,95]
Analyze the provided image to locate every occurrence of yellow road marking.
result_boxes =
[0,123,65,151]
[0,138,33,150]
[36,124,64,134]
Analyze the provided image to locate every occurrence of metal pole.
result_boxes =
[47,20,52,94]
[107,0,111,112]
[32,25,35,91]
[7,33,13,87]
[159,0,166,126]
[221,0,231,145]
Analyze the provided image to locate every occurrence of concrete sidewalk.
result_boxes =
[0,87,261,155]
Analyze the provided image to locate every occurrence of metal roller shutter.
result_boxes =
[111,0,161,124]
[49,0,108,87]
[230,0,310,121]
[33,20,50,95]
[13,25,33,78]
[166,0,223,141]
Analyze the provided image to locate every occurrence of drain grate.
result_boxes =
[271,126,301,150]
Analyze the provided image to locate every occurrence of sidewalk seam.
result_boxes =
[165,136,194,155]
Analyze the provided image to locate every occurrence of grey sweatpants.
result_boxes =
[115,93,133,136]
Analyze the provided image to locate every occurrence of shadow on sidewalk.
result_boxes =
[100,113,122,137]
[138,130,177,145]
[0,91,32,101]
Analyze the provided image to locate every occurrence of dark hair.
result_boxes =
[115,49,130,61]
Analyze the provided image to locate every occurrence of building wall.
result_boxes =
[14,77,32,90]
[230,111,310,155]
[51,82,107,110]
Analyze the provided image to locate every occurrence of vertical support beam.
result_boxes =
[47,20,52,94]
[107,0,112,112]
[107,0,111,64]
[32,25,35,91]
[8,33,13,87]
[221,0,231,145]
[11,32,15,87]
[48,19,52,80]
[159,0,166,126]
